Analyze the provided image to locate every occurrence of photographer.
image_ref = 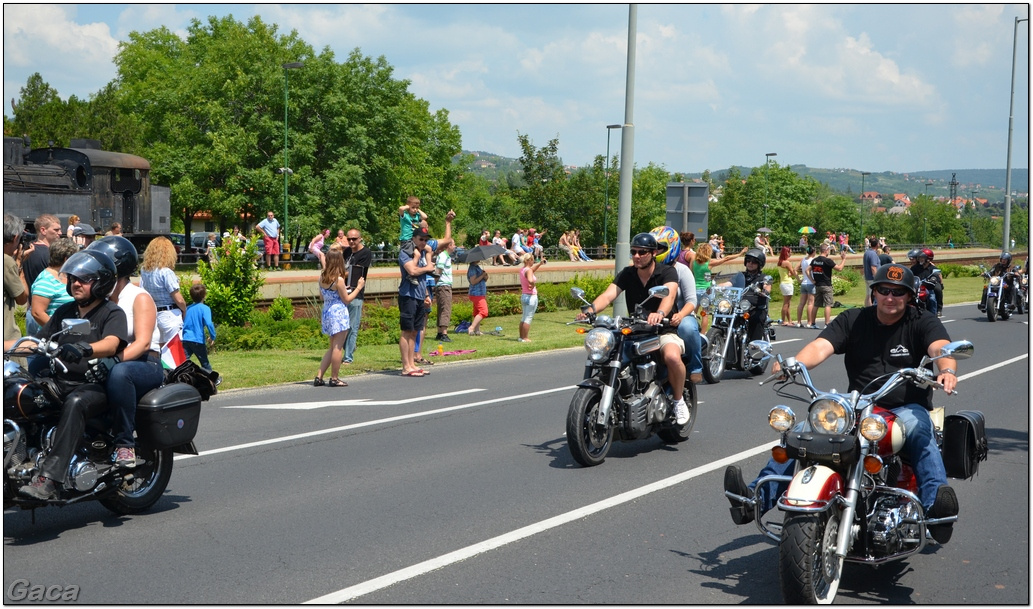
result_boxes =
[4,213,31,351]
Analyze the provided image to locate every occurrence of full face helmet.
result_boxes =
[744,247,766,269]
[60,250,117,306]
[649,226,681,265]
[86,235,139,279]
[871,263,916,301]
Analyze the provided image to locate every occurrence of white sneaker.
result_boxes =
[673,399,690,425]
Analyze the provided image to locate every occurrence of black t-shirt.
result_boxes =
[614,263,679,333]
[818,306,950,409]
[810,256,835,287]
[40,300,128,382]
[342,246,373,299]
[22,244,50,289]
[878,253,893,265]
[910,263,937,281]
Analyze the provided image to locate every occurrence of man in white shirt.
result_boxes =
[256,211,281,270]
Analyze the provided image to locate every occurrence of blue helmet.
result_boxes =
[649,226,681,265]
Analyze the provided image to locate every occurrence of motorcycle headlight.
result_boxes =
[698,296,711,311]
[1023,277,1028,286]
[736,299,751,312]
[717,299,733,314]
[859,414,887,441]
[583,328,615,362]
[768,405,796,432]
[808,396,854,434]
[990,276,1001,286]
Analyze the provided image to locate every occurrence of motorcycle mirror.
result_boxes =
[762,275,774,285]
[932,268,941,275]
[61,318,91,337]
[647,286,670,299]
[747,340,772,360]
[939,340,974,361]
[570,287,586,300]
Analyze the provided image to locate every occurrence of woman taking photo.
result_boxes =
[518,253,545,342]
[29,238,78,331]
[140,236,187,344]
[776,246,797,326]
[315,249,365,387]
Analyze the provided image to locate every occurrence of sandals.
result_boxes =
[469,330,483,336]
[328,378,348,387]
[414,357,435,366]
[313,377,325,387]
[402,369,426,377]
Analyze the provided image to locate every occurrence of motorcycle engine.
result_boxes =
[623,384,667,438]
[868,494,922,555]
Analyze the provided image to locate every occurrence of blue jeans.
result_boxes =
[578,249,592,261]
[926,292,938,315]
[343,298,363,363]
[676,314,702,375]
[751,402,946,513]
[183,340,211,371]
[106,358,165,448]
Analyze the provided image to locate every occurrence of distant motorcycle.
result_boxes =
[564,286,697,467]
[699,277,776,384]
[980,264,1021,322]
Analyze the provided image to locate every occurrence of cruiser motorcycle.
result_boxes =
[726,339,983,604]
[979,264,1022,321]
[565,286,697,467]
[914,268,942,315]
[699,277,776,384]
[4,319,203,514]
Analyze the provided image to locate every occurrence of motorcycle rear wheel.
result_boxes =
[986,297,997,322]
[658,378,697,443]
[566,387,613,467]
[779,510,844,605]
[99,446,173,515]
[702,328,725,384]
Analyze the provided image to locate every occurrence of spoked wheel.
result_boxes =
[986,297,997,322]
[565,387,614,467]
[100,446,173,515]
[658,377,697,443]
[702,328,725,384]
[779,510,845,605]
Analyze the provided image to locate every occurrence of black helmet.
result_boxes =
[61,250,117,306]
[631,232,667,254]
[871,263,916,299]
[744,247,766,268]
[1001,251,1013,265]
[87,235,138,278]
[906,249,920,260]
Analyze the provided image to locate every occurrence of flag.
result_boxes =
[161,333,187,370]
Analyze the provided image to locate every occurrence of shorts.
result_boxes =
[399,296,427,332]
[815,285,834,307]
[520,293,538,324]
[658,333,685,355]
[800,283,815,295]
[779,283,794,297]
[470,295,488,319]
[263,235,280,255]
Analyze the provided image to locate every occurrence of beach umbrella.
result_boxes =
[461,244,506,263]
[757,227,773,233]
[798,226,817,234]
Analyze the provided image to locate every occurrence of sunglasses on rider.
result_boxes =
[630,249,653,257]
[68,274,96,286]
[874,286,909,297]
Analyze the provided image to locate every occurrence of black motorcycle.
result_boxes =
[980,265,1022,322]
[564,286,697,467]
[699,277,776,384]
[4,319,203,514]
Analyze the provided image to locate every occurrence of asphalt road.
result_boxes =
[3,303,1029,604]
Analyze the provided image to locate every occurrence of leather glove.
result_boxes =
[58,341,93,364]
[85,357,117,384]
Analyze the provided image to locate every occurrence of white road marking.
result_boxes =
[770,338,801,346]
[957,353,1028,381]
[223,388,485,410]
[303,441,776,604]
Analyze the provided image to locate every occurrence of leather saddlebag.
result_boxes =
[942,410,988,479]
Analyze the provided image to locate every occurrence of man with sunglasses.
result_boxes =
[575,233,690,425]
[724,263,961,544]
[342,229,372,364]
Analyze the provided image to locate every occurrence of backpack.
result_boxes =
[454,320,471,334]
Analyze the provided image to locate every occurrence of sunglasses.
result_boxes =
[347,237,360,242]
[630,249,653,257]
[875,286,909,297]
[68,275,96,286]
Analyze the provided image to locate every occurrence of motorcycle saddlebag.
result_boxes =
[135,383,202,449]
[784,432,859,466]
[942,410,988,479]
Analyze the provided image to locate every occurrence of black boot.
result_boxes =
[927,485,959,544]
[724,466,754,525]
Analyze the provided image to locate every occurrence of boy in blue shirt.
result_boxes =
[183,283,216,372]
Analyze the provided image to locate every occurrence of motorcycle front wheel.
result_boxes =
[658,377,697,443]
[100,446,174,515]
[566,387,614,467]
[779,510,844,605]
[986,297,998,322]
[702,328,725,384]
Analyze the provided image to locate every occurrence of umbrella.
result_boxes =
[757,227,773,233]
[798,226,817,234]
[461,244,506,263]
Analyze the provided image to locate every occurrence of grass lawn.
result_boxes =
[210,276,989,391]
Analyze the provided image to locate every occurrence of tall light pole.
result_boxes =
[764,152,777,227]
[603,123,622,253]
[925,180,933,197]
[859,171,871,238]
[1003,16,1028,253]
[281,61,303,250]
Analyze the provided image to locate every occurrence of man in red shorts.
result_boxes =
[257,210,282,270]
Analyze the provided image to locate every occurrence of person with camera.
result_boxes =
[3,213,31,352]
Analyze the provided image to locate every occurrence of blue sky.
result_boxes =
[3,3,1029,175]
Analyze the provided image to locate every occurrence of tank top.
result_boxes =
[778,264,793,286]
[117,282,161,353]
[692,260,711,291]
[800,257,814,286]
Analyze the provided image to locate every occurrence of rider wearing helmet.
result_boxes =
[910,248,942,316]
[979,251,1017,312]
[18,250,129,500]
[576,232,691,425]
[87,236,164,468]
[726,261,961,543]
[650,226,703,384]
[718,247,772,342]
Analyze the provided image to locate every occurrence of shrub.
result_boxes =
[937,263,982,278]
[196,238,264,326]
[268,296,294,321]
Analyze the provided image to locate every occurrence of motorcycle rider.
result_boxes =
[978,251,1017,312]
[910,248,942,316]
[575,233,690,425]
[18,250,128,500]
[718,248,771,342]
[650,226,703,385]
[87,236,164,469]
[723,263,961,543]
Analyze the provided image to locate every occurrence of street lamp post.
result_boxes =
[281,61,303,251]
[859,171,871,238]
[764,152,777,227]
[763,204,769,228]
[603,124,622,253]
[925,181,933,197]
[1004,16,1028,252]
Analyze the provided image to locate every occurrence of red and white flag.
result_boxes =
[161,333,187,370]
